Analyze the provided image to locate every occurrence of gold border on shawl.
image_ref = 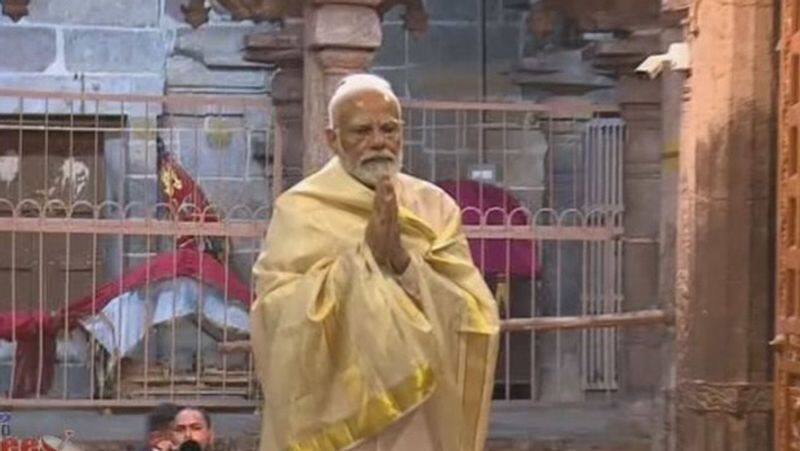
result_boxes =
[286,364,436,451]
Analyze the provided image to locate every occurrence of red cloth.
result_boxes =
[11,336,55,398]
[0,249,251,342]
[157,142,225,256]
[2,249,251,398]
[437,180,537,279]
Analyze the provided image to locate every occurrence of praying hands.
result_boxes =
[365,176,411,274]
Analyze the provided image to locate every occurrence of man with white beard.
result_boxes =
[251,74,499,451]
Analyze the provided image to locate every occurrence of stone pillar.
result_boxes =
[617,75,666,397]
[658,22,687,451]
[246,19,306,189]
[302,0,383,174]
[674,1,776,450]
[272,61,305,189]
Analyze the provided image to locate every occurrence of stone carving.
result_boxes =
[377,0,428,38]
[245,27,303,65]
[1,0,30,22]
[215,0,302,21]
[679,380,773,417]
[182,0,211,28]
[789,386,800,448]
[188,0,427,37]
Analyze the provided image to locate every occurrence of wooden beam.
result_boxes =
[219,309,672,354]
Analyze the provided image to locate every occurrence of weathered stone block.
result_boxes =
[0,26,57,72]
[27,0,159,27]
[623,240,658,309]
[175,23,275,66]
[426,0,478,21]
[373,23,407,67]
[199,178,270,214]
[409,24,479,65]
[624,176,661,238]
[406,24,480,98]
[0,73,165,115]
[625,125,661,165]
[124,139,158,176]
[166,55,268,90]
[165,115,261,179]
[309,4,382,49]
[487,23,521,63]
[65,29,169,73]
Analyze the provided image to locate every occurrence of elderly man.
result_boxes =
[251,74,499,451]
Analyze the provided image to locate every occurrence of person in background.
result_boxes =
[172,406,214,451]
[143,402,181,451]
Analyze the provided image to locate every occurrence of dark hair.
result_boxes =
[147,402,182,433]
[179,406,212,429]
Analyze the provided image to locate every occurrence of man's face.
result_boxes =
[326,89,403,187]
[172,409,213,450]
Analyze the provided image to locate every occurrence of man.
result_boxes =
[142,402,181,451]
[172,407,214,451]
[251,74,499,450]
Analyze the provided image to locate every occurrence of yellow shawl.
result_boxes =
[251,157,499,451]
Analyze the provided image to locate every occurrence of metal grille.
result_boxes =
[581,118,625,391]
[0,90,633,409]
[0,89,273,407]
[400,100,625,401]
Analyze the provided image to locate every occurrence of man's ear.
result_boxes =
[325,128,339,155]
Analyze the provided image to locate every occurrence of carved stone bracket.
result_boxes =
[245,26,303,67]
[377,0,428,38]
[215,0,302,21]
[182,0,211,28]
[678,380,773,417]
[2,0,31,22]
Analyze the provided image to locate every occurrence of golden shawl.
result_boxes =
[251,157,499,451]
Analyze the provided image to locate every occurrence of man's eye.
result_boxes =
[381,124,398,134]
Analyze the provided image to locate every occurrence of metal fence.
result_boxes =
[400,99,626,401]
[0,89,272,407]
[0,90,641,409]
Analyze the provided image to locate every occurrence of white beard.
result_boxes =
[342,151,403,187]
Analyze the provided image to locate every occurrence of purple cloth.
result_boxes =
[437,180,537,280]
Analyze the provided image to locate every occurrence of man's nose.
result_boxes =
[368,131,385,149]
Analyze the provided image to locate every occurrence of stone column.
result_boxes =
[674,1,776,450]
[302,0,383,174]
[272,61,305,189]
[246,19,305,189]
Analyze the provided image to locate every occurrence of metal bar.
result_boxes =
[400,99,620,116]
[0,399,260,410]
[218,310,673,355]
[501,309,672,333]
[0,218,266,237]
[463,225,622,241]
[0,88,270,108]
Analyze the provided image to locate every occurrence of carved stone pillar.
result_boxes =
[674,1,776,449]
[302,0,383,174]
[271,62,305,189]
[246,19,305,189]
[217,0,426,178]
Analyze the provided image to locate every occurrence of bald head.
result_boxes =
[328,74,400,129]
[325,74,404,187]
